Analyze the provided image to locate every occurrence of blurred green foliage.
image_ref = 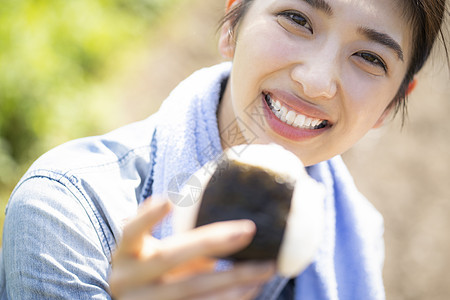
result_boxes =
[0,0,180,238]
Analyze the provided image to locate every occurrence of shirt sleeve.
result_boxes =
[2,176,112,299]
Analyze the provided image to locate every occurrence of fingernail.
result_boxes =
[230,220,256,240]
[240,219,256,234]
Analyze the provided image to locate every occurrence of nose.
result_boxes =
[290,47,338,100]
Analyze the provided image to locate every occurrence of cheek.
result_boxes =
[340,69,399,119]
[233,24,299,76]
[230,27,281,109]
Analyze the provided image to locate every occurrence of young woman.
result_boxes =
[1,0,448,299]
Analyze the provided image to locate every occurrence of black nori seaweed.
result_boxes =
[195,159,294,260]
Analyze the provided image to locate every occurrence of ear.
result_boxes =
[372,107,392,129]
[218,21,236,59]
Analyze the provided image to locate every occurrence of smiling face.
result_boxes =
[217,0,412,166]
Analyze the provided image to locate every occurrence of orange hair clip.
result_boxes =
[406,79,417,96]
[226,0,238,11]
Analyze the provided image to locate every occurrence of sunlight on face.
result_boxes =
[218,0,412,166]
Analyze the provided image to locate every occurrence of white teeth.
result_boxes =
[286,111,296,125]
[304,118,312,127]
[280,106,288,123]
[275,110,282,119]
[294,114,305,127]
[265,94,326,129]
[274,100,281,111]
[311,119,320,127]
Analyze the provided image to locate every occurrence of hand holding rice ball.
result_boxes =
[173,144,325,278]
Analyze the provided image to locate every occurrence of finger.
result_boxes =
[119,199,171,255]
[188,284,263,300]
[121,261,275,300]
[110,200,172,297]
[167,219,257,258]
[164,256,217,282]
[120,285,261,300]
[134,219,257,283]
[165,261,275,299]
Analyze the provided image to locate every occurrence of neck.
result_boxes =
[217,81,247,150]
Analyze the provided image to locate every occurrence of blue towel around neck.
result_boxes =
[150,62,385,299]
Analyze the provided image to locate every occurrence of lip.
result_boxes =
[266,89,331,121]
[261,90,331,141]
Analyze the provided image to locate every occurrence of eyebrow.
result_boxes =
[302,0,333,16]
[300,0,404,62]
[358,27,404,61]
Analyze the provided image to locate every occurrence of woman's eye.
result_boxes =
[278,11,313,33]
[356,52,387,71]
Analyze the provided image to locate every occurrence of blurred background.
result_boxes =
[0,0,449,299]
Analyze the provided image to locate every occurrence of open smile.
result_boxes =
[264,93,329,130]
[261,91,332,141]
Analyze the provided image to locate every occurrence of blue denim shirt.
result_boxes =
[0,116,159,299]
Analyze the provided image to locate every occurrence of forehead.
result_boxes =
[248,0,408,23]
[248,0,409,26]
[247,0,413,58]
